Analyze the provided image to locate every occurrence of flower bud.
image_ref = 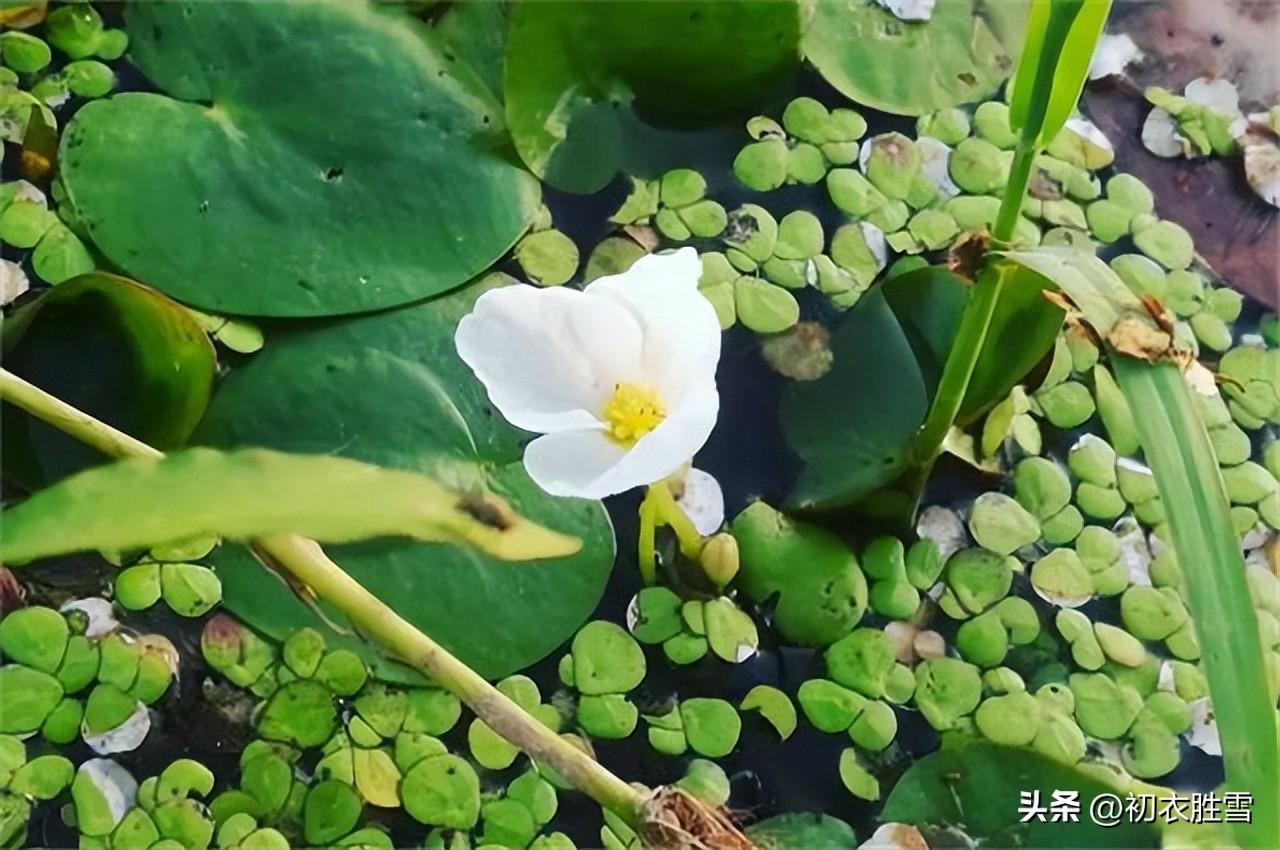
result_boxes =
[699,533,739,590]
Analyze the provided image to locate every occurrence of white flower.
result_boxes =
[455,248,720,499]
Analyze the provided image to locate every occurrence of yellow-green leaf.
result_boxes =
[0,448,580,565]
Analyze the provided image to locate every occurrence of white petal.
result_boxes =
[523,386,718,499]
[1064,117,1114,155]
[586,248,721,403]
[455,283,647,434]
[523,430,630,499]
[675,468,725,536]
[1088,33,1143,80]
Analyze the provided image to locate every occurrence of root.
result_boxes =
[638,787,757,850]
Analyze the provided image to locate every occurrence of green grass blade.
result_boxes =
[1113,358,1279,849]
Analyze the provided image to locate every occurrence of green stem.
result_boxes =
[648,481,704,560]
[1112,358,1279,850]
[992,140,1038,247]
[637,491,658,587]
[0,368,646,826]
[909,131,1039,477]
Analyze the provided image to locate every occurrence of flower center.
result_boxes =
[602,382,666,446]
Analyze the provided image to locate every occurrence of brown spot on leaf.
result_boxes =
[458,491,515,531]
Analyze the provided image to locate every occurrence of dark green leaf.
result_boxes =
[782,267,966,511]
[505,0,801,193]
[0,448,581,566]
[2,273,215,487]
[959,262,1064,423]
[746,813,856,849]
[803,0,1027,116]
[881,740,1160,848]
[59,0,539,317]
[195,275,615,681]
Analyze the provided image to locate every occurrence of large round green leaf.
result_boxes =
[881,740,1159,848]
[58,0,539,318]
[782,263,1060,512]
[782,267,965,511]
[803,0,1027,116]
[2,273,216,487]
[505,0,802,194]
[195,276,615,681]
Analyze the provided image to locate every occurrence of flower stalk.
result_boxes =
[637,479,705,585]
[0,367,754,845]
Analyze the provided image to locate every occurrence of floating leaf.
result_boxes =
[0,448,579,566]
[59,0,539,317]
[1008,0,1113,147]
[804,0,1027,116]
[881,740,1159,847]
[1,273,215,487]
[505,0,801,193]
[195,276,614,680]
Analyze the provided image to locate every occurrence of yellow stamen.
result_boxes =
[602,382,665,446]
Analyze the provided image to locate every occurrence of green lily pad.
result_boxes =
[804,0,1026,116]
[882,740,1158,848]
[0,665,64,734]
[257,680,336,748]
[2,274,216,488]
[680,698,741,758]
[60,1,538,317]
[731,501,868,645]
[783,263,1059,510]
[0,606,68,674]
[196,277,614,681]
[746,813,856,849]
[159,563,222,617]
[739,685,797,740]
[572,621,645,695]
[505,0,801,193]
[304,780,360,845]
[402,755,480,830]
[10,754,74,800]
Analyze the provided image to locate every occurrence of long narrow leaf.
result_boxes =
[1113,360,1279,849]
[1003,244,1279,848]
[0,448,581,564]
[1008,0,1112,146]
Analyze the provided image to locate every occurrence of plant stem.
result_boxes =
[992,141,1038,246]
[908,125,1040,480]
[636,481,703,585]
[256,534,642,820]
[0,369,162,461]
[0,367,646,825]
[1112,358,1279,850]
